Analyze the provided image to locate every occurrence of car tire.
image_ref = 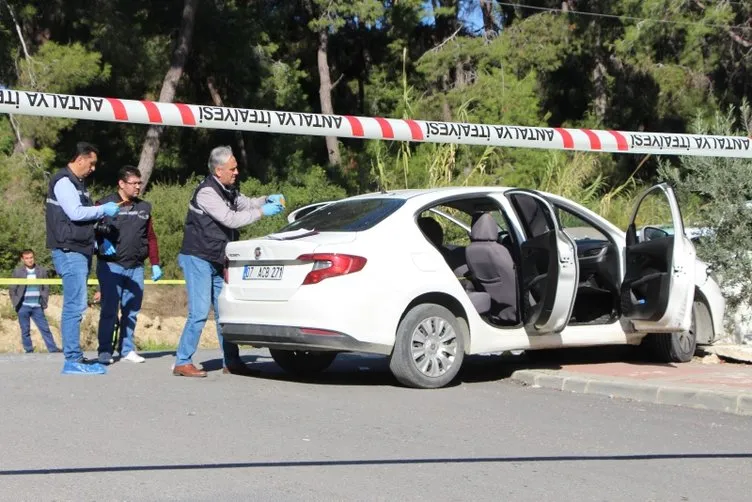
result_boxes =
[642,303,698,363]
[389,303,465,389]
[269,349,337,376]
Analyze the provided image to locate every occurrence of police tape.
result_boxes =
[0,279,185,286]
[1,88,751,158]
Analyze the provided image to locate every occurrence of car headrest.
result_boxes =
[418,217,444,247]
[470,213,498,242]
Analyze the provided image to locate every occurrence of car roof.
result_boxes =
[345,186,513,201]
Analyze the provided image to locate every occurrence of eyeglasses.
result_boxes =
[124,180,143,185]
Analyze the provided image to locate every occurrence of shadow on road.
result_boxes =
[4,452,752,476]
[190,345,671,388]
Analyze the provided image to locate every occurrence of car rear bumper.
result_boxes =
[220,323,393,355]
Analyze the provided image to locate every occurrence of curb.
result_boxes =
[510,369,752,417]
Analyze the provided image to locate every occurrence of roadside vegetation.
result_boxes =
[1,1,751,317]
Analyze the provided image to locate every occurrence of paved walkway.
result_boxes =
[511,351,752,417]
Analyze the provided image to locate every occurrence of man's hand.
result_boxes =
[262,202,284,217]
[266,194,286,207]
[102,239,116,256]
[152,265,163,282]
[101,202,120,217]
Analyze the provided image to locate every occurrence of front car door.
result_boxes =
[621,183,695,332]
[505,190,579,334]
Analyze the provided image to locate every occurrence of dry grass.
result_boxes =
[0,287,220,354]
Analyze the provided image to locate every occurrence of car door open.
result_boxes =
[506,190,578,334]
[621,183,695,333]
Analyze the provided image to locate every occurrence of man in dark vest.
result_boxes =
[95,165,163,365]
[173,145,285,377]
[46,142,120,375]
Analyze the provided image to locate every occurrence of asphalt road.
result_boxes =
[1,349,751,502]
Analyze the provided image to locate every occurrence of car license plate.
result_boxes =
[242,265,284,280]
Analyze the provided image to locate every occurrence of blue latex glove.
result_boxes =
[266,194,285,206]
[151,265,163,282]
[262,202,284,217]
[101,201,120,217]
[102,238,116,256]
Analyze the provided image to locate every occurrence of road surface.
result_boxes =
[1,349,750,501]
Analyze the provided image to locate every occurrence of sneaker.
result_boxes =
[122,351,145,363]
[98,352,114,365]
[62,361,108,375]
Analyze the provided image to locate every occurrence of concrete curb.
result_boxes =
[510,369,752,417]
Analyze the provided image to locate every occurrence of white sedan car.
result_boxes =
[219,184,725,388]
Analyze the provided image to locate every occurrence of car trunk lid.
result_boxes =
[224,231,357,301]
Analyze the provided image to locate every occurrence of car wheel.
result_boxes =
[389,303,465,389]
[642,304,698,363]
[269,349,337,376]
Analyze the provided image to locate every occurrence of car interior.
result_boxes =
[416,195,623,330]
[417,197,521,328]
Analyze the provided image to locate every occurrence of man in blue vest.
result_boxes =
[173,145,284,377]
[95,165,163,365]
[46,142,120,375]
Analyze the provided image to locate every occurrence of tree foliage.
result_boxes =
[0,0,751,304]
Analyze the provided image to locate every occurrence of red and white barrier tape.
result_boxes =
[1,88,751,157]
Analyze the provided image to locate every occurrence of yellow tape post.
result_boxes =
[0,279,185,286]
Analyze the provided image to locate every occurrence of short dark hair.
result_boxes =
[70,142,99,162]
[118,165,142,182]
[20,249,34,257]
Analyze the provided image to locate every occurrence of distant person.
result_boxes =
[9,249,60,353]
[173,145,284,377]
[46,142,120,375]
[94,166,163,366]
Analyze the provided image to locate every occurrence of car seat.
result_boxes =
[465,213,518,323]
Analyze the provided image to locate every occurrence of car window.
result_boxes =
[422,205,471,248]
[632,190,676,242]
[555,206,609,242]
[508,193,551,238]
[281,198,405,232]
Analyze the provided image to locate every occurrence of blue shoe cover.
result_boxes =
[62,361,108,375]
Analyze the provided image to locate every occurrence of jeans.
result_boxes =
[51,249,91,362]
[17,305,58,352]
[175,253,240,367]
[96,261,144,357]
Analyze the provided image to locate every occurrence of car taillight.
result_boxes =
[223,257,229,283]
[297,253,367,285]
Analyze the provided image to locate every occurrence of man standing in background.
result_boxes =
[9,249,60,353]
[46,142,120,374]
[95,165,163,365]
[173,145,284,377]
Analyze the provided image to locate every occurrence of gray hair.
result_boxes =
[207,146,234,174]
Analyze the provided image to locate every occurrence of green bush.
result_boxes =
[144,166,346,279]
[659,102,752,312]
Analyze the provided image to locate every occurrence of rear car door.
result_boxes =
[621,183,695,332]
[505,190,579,334]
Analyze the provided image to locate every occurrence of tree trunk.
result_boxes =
[479,0,498,38]
[137,0,199,192]
[592,27,608,123]
[317,29,341,166]
[207,77,249,172]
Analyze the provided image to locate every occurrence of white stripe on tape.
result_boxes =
[1,88,751,157]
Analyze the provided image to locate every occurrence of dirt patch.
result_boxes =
[0,287,219,353]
